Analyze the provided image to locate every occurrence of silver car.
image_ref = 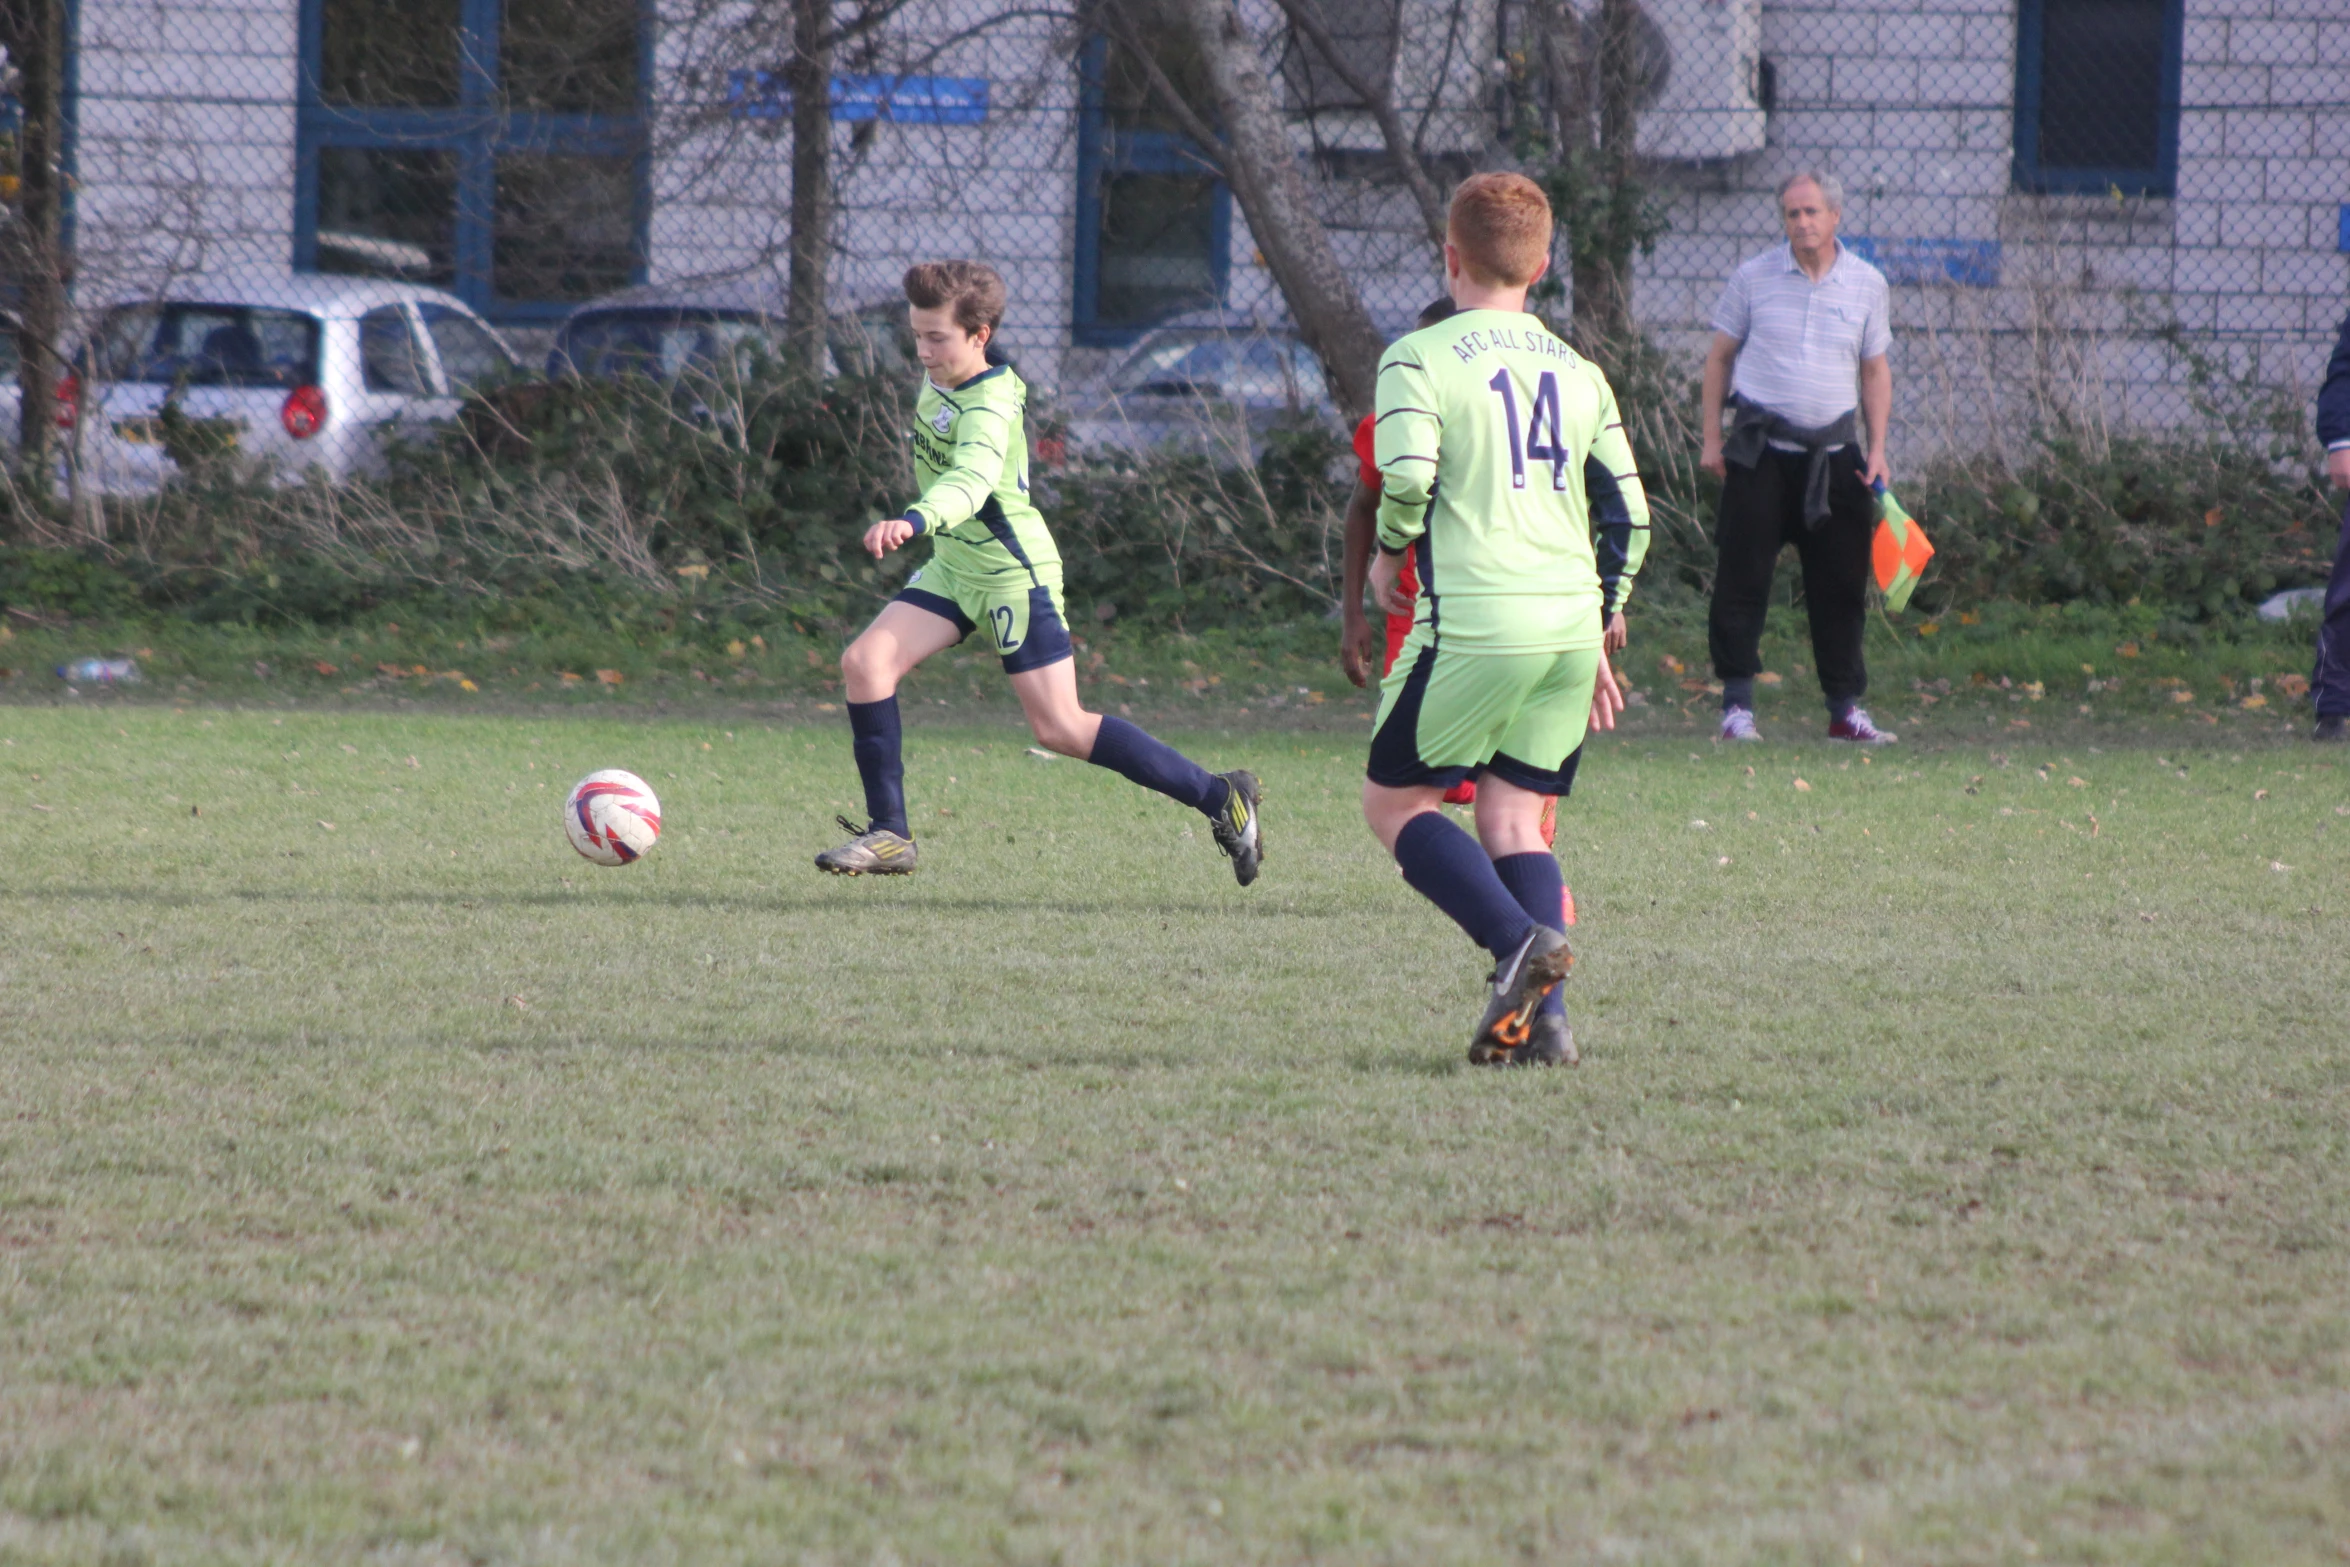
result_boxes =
[69,274,517,493]
[548,280,918,385]
[1065,312,1339,455]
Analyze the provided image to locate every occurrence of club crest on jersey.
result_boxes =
[929,403,955,435]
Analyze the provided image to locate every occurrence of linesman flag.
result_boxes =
[1870,482,1934,614]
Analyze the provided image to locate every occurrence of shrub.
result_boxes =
[1038,420,1348,630]
[0,545,143,620]
[1896,433,2332,617]
[3,332,2333,639]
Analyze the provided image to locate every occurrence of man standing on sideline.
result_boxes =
[1699,170,1896,745]
[2311,306,2350,743]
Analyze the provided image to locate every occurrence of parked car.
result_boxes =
[68,274,518,492]
[548,281,917,386]
[1065,312,1339,455]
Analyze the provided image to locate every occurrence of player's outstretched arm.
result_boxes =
[864,517,917,558]
[901,401,1016,541]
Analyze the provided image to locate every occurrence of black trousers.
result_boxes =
[1707,445,1876,709]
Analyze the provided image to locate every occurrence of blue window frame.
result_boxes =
[2014,0,2183,197]
[295,0,650,322]
[1073,36,1230,347]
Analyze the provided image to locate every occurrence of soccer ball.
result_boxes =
[563,769,662,865]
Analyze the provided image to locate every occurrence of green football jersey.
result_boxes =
[904,363,1060,586]
[1373,309,1650,653]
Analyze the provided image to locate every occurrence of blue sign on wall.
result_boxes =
[727,71,989,126]
[1846,236,2002,288]
[2338,204,2349,254]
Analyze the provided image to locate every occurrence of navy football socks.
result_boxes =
[1492,851,1569,1015]
[847,696,909,837]
[1392,813,1536,959]
[1088,715,1230,817]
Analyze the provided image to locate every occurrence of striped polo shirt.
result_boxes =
[1710,241,1891,431]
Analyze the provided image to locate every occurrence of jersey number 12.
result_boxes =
[1487,369,1569,491]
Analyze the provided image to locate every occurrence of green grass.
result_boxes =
[0,590,2328,732]
[1,698,2346,1564]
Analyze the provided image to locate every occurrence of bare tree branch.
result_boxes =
[1267,0,1446,247]
[1089,1,1229,162]
[879,9,1084,79]
[1408,0,1468,158]
[817,0,926,58]
[1126,0,1386,416]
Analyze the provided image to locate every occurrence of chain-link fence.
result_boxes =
[10,0,2349,468]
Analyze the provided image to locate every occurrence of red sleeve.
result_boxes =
[1359,410,1416,599]
[1351,414,1378,491]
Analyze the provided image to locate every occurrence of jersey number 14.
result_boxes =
[1487,369,1570,491]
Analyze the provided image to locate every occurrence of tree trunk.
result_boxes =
[10,0,67,501]
[783,0,835,374]
[1148,0,1387,420]
[1583,0,1640,344]
[1523,0,1642,347]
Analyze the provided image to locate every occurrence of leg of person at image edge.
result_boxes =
[2313,502,2350,743]
[1797,451,1897,743]
[1710,449,1896,745]
[819,599,1263,882]
[1707,453,1782,743]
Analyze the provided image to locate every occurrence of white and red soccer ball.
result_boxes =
[563,769,662,865]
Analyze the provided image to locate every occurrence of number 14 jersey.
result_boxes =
[1373,309,1650,654]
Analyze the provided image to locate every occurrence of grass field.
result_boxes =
[0,591,2328,732]
[1,694,2346,1564]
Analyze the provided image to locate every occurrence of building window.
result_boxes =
[297,0,647,320]
[2014,0,2182,196]
[1074,34,1230,346]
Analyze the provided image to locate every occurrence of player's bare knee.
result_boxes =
[840,637,884,687]
[1360,783,1412,847]
[1031,717,1089,756]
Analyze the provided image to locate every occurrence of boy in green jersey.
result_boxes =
[816,261,1263,883]
[1365,175,1651,1066]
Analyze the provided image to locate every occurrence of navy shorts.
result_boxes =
[893,568,1073,675]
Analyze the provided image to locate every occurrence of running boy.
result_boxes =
[817,261,1263,883]
[1365,175,1649,1065]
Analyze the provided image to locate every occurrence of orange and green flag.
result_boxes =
[1871,483,1934,614]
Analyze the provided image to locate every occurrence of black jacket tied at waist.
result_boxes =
[1721,393,1861,528]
